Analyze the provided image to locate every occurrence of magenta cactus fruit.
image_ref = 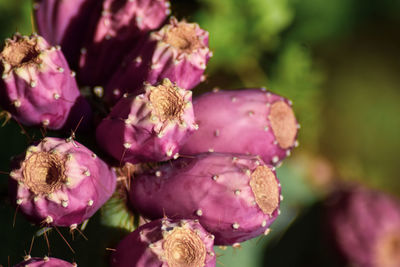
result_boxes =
[105,17,211,104]
[111,218,216,267]
[33,0,100,66]
[130,153,281,245]
[96,78,197,163]
[8,137,117,227]
[180,89,299,166]
[0,33,91,130]
[13,256,76,267]
[79,0,170,86]
[324,186,400,267]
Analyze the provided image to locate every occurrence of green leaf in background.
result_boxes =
[0,0,33,41]
[195,0,293,74]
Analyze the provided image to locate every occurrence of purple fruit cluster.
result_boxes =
[0,0,299,265]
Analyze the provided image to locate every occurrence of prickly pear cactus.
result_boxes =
[130,153,282,245]
[0,33,91,130]
[96,78,197,163]
[9,137,117,227]
[0,1,301,266]
[110,218,216,267]
[104,17,212,104]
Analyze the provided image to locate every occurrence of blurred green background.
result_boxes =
[1,0,400,266]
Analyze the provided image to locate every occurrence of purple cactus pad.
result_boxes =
[79,0,170,86]
[9,137,116,227]
[33,0,101,66]
[105,17,211,104]
[0,33,91,130]
[180,89,299,166]
[111,218,216,267]
[13,256,76,267]
[130,153,281,245]
[324,186,400,267]
[96,78,197,164]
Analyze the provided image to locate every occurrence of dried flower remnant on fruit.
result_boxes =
[22,152,66,196]
[269,101,297,149]
[149,80,185,122]
[163,227,207,267]
[1,37,41,69]
[250,166,280,215]
[164,21,204,53]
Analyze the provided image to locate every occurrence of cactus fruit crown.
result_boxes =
[1,35,41,71]
[163,19,204,53]
[148,79,185,122]
[162,226,206,267]
[375,230,400,267]
[250,165,279,215]
[269,101,297,149]
[22,151,66,196]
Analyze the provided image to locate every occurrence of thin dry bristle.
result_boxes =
[28,235,35,255]
[54,225,75,253]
